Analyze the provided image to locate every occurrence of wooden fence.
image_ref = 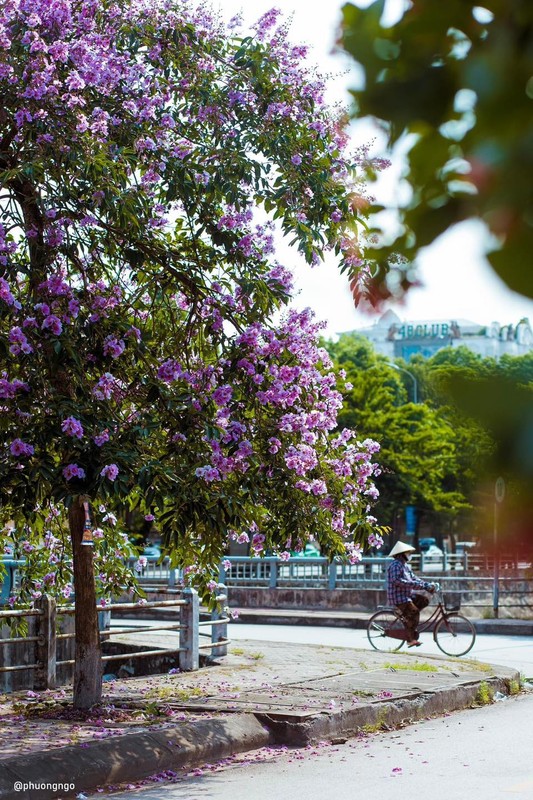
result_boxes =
[0,587,229,693]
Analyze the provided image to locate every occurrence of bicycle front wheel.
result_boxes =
[367,610,406,652]
[434,613,476,657]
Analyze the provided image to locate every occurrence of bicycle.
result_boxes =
[367,586,476,657]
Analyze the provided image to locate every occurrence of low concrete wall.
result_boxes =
[140,580,533,618]
[222,585,533,618]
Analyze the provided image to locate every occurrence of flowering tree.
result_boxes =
[0,0,383,707]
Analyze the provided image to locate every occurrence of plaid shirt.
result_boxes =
[387,557,431,605]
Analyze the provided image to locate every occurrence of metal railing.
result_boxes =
[216,554,532,589]
[126,555,180,587]
[216,556,533,615]
[217,555,391,588]
[120,553,533,618]
[131,553,531,590]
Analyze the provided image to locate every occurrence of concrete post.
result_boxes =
[168,568,178,587]
[211,587,228,658]
[34,594,57,690]
[269,559,278,589]
[328,561,337,590]
[179,587,199,671]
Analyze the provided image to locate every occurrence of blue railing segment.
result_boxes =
[0,558,25,604]
[132,552,527,590]
[217,556,394,588]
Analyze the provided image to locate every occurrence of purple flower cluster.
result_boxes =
[62,463,85,481]
[10,439,34,457]
[103,336,126,359]
[61,416,84,439]
[0,375,29,399]
[9,326,33,355]
[0,278,18,307]
[92,373,122,401]
[100,464,119,481]
[93,430,110,447]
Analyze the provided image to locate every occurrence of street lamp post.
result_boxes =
[387,362,418,403]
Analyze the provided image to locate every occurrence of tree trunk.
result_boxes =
[68,497,102,709]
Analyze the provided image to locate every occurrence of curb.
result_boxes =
[231,610,366,628]
[0,715,272,800]
[229,610,533,636]
[0,670,520,799]
[256,674,518,746]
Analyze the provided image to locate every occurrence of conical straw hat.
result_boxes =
[389,541,416,557]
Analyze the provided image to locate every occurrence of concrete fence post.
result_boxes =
[179,587,199,671]
[211,586,228,658]
[269,559,278,589]
[328,561,337,590]
[34,594,57,690]
[168,568,178,588]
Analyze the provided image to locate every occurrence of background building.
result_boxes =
[350,310,533,360]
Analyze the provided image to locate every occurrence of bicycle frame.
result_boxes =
[417,601,447,635]
[385,592,450,637]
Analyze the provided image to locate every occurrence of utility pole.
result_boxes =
[493,477,505,618]
[387,362,418,403]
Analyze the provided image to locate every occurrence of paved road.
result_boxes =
[99,687,533,800]
[228,623,533,678]
[110,618,533,677]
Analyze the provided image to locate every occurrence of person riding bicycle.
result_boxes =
[387,541,437,647]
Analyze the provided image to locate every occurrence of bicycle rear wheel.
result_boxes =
[434,613,476,657]
[367,609,406,652]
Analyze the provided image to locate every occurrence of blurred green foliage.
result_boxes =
[342,0,533,302]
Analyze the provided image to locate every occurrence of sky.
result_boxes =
[213,0,533,338]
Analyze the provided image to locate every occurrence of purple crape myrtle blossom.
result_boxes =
[100,464,119,481]
[0,0,387,708]
[93,430,110,447]
[61,416,84,439]
[62,463,86,481]
[9,438,34,457]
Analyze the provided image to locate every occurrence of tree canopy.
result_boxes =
[325,335,495,536]
[342,0,533,304]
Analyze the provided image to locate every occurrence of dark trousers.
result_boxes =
[396,594,429,640]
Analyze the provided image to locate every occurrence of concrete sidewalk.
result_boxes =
[0,635,522,800]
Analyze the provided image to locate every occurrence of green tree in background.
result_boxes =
[326,335,490,538]
[328,333,533,551]
[423,346,533,550]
